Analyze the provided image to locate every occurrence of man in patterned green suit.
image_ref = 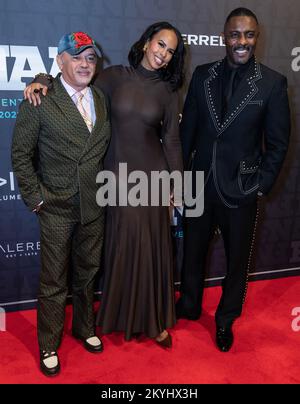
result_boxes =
[11,32,111,377]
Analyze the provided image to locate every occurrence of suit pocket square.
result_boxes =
[240,157,261,174]
[238,157,261,195]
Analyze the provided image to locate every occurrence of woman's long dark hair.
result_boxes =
[128,21,185,91]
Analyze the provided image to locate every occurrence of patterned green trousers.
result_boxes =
[37,201,104,351]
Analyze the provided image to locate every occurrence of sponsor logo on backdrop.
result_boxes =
[0,46,59,91]
[0,172,21,203]
[291,307,300,332]
[0,241,40,259]
[182,34,225,47]
[291,47,300,72]
[0,45,59,119]
[0,97,23,120]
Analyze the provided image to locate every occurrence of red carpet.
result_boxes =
[1,276,300,384]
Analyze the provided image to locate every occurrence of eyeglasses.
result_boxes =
[71,54,97,64]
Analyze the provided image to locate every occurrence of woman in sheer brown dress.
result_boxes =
[24,21,185,348]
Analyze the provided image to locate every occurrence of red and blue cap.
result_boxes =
[57,31,101,57]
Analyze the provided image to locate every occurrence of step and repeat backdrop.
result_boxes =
[1,0,300,310]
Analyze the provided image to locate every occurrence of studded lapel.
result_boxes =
[204,57,262,136]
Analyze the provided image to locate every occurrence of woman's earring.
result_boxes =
[143,45,147,52]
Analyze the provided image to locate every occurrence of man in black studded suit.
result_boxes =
[176,7,291,351]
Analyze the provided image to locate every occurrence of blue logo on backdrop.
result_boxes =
[0,172,21,203]
[0,98,22,120]
[0,241,40,260]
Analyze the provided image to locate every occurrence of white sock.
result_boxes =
[42,352,58,369]
[86,336,102,347]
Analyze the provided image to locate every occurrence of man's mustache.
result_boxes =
[233,46,251,51]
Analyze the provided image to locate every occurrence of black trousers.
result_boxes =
[179,197,258,327]
[37,199,104,351]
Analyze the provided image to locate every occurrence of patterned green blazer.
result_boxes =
[12,75,111,224]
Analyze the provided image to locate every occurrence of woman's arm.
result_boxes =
[24,74,53,106]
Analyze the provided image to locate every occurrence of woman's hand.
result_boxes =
[24,83,48,106]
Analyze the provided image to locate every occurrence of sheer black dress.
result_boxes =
[94,64,183,340]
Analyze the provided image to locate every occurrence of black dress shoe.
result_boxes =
[131,332,143,340]
[216,325,234,352]
[175,301,200,321]
[40,351,60,377]
[73,332,104,353]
